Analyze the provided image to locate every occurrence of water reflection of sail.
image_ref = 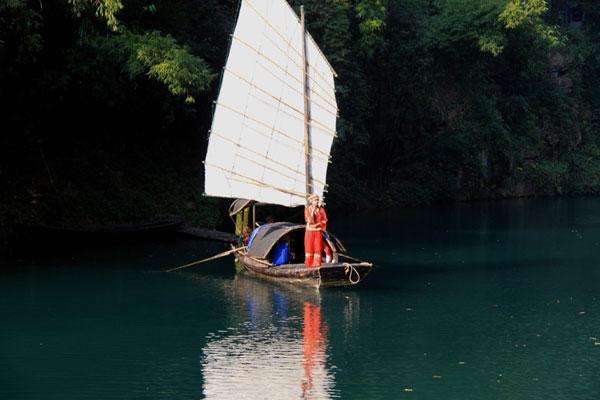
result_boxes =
[201,276,336,399]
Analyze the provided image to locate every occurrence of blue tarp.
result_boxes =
[247,225,264,248]
[271,241,290,266]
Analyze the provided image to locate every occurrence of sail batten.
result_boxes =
[204,0,337,207]
[230,36,337,112]
[234,31,336,106]
[211,130,329,188]
[215,102,331,160]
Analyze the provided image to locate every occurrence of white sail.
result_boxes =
[204,0,338,207]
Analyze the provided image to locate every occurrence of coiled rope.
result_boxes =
[343,263,361,285]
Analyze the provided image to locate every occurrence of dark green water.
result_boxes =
[2,198,600,399]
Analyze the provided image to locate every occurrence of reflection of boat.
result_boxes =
[202,0,373,286]
[202,275,337,399]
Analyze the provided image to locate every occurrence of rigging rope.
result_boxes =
[343,263,361,285]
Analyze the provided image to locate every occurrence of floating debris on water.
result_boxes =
[458,361,466,365]
[433,375,442,379]
[404,388,413,392]
[578,311,586,315]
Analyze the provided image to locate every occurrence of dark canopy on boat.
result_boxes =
[247,222,304,259]
[228,199,254,217]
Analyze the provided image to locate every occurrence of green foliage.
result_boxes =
[568,145,600,194]
[0,0,222,229]
[3,0,600,230]
[499,0,547,28]
[355,0,388,52]
[427,0,504,55]
[97,30,215,103]
[526,160,569,193]
[427,0,558,56]
[0,0,44,70]
[68,0,123,30]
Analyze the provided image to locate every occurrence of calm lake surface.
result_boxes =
[2,198,600,399]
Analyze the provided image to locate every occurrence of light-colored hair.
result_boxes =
[307,193,319,202]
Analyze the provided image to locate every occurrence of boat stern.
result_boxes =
[318,262,374,287]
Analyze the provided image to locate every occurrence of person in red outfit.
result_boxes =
[304,194,326,267]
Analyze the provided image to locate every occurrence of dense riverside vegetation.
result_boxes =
[1,0,600,232]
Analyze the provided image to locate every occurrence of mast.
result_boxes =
[300,5,313,197]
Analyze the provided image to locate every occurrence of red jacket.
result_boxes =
[305,206,327,231]
[318,207,328,231]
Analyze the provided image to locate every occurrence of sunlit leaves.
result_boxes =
[477,30,505,56]
[66,0,214,103]
[68,0,123,31]
[499,0,547,29]
[426,0,504,54]
[95,0,123,30]
[355,0,388,53]
[427,0,558,56]
[97,30,215,102]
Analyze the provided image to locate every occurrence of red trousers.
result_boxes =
[304,229,323,267]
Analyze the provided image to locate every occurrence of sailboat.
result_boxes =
[203,0,373,286]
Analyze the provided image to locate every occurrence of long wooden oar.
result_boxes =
[166,246,246,272]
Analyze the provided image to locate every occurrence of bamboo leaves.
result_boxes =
[114,31,215,104]
[68,1,214,103]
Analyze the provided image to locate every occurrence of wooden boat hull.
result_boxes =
[236,252,373,287]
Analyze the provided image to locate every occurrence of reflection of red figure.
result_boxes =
[301,302,325,399]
